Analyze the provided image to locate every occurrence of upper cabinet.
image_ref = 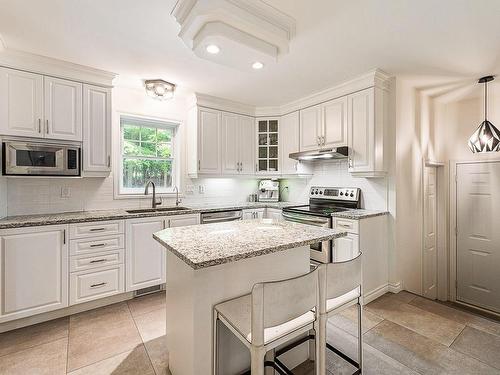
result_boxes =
[299,97,347,151]
[44,76,82,141]
[347,87,387,177]
[280,111,312,176]
[256,118,280,174]
[0,67,82,141]
[221,112,255,175]
[82,84,112,176]
[0,67,43,138]
[198,107,222,174]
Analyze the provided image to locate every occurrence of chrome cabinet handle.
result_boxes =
[46,119,49,134]
[90,282,107,288]
[317,136,320,145]
[90,243,106,248]
[89,259,107,264]
[107,156,111,167]
[89,227,106,232]
[38,119,41,133]
[198,160,201,171]
[348,158,353,168]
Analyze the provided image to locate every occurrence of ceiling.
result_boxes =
[0,0,499,106]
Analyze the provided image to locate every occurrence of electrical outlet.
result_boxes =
[198,185,205,194]
[185,185,195,194]
[60,186,71,198]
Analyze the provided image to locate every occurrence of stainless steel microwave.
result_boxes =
[2,140,81,176]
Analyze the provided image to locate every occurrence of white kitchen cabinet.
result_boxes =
[221,113,255,175]
[168,213,200,227]
[0,67,44,138]
[280,111,312,176]
[0,225,68,323]
[126,217,166,292]
[322,96,348,148]
[333,233,359,262]
[256,118,280,174]
[299,104,322,151]
[82,84,112,176]
[299,97,347,151]
[70,264,124,305]
[44,76,82,141]
[347,87,386,177]
[198,108,222,174]
[265,208,283,221]
[243,208,265,220]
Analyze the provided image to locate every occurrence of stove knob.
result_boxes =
[319,191,323,195]
[350,193,354,197]
[340,192,344,196]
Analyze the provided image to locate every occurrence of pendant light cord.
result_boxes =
[485,80,488,120]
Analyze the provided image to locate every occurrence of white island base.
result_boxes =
[166,246,311,375]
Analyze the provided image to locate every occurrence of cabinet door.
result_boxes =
[44,77,82,141]
[238,115,255,174]
[280,111,300,174]
[0,225,68,323]
[83,84,111,175]
[266,208,283,221]
[126,217,166,292]
[322,96,347,148]
[168,214,200,227]
[198,108,221,174]
[0,67,43,138]
[333,233,359,262]
[221,112,239,175]
[299,105,321,151]
[347,88,374,173]
[242,210,255,220]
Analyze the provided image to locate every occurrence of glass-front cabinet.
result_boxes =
[257,118,279,173]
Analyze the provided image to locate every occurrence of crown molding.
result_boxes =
[190,68,392,117]
[0,48,117,87]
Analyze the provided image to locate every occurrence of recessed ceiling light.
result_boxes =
[206,44,220,54]
[252,61,264,70]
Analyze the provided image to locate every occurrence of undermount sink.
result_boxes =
[126,207,190,214]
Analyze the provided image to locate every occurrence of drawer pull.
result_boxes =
[90,243,106,248]
[89,259,107,264]
[90,282,107,288]
[89,228,106,232]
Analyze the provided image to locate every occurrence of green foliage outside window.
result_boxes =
[121,120,175,192]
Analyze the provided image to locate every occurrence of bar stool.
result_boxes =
[213,268,320,375]
[318,252,363,375]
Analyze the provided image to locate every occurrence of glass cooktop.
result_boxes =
[284,204,350,217]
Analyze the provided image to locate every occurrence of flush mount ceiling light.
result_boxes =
[252,61,264,70]
[144,79,176,101]
[468,75,500,153]
[206,44,220,54]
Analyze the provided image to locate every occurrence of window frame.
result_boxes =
[117,114,180,196]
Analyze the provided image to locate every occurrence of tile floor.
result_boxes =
[0,291,499,374]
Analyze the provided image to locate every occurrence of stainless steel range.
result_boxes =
[282,187,361,264]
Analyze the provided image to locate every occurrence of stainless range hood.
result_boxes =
[289,146,349,161]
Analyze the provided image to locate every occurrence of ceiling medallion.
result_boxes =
[144,79,176,101]
[468,76,500,153]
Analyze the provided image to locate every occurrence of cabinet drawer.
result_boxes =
[69,220,124,239]
[334,218,359,234]
[70,249,124,272]
[69,234,124,256]
[70,265,124,305]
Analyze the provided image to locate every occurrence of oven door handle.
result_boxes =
[281,212,329,225]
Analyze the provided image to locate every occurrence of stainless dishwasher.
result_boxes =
[200,209,243,224]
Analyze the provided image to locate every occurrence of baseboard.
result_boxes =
[388,281,402,293]
[364,284,388,304]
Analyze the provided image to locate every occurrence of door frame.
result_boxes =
[449,159,500,312]
[422,160,446,300]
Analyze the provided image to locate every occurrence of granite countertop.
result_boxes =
[331,209,389,220]
[153,218,347,269]
[0,202,301,229]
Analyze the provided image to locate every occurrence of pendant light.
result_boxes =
[468,76,500,153]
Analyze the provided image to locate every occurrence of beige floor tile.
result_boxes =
[327,304,384,337]
[67,344,155,375]
[68,308,142,371]
[144,336,170,375]
[326,323,419,375]
[364,320,500,375]
[365,294,465,346]
[0,337,67,375]
[451,326,500,370]
[385,291,418,304]
[0,317,68,357]
[134,308,166,342]
[128,292,166,318]
[70,302,132,331]
[468,315,500,338]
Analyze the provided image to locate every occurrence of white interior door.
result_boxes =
[423,166,438,299]
[457,162,500,313]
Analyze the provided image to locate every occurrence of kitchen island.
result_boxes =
[153,218,346,375]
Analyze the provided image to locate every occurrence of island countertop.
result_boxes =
[153,218,347,269]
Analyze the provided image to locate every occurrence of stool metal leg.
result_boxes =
[213,311,219,375]
[357,301,363,373]
[251,345,266,375]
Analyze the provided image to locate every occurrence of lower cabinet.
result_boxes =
[243,208,265,219]
[126,213,200,292]
[70,265,124,305]
[265,208,283,221]
[0,225,68,323]
[126,217,166,292]
[333,217,360,262]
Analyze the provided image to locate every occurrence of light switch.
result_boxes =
[60,186,71,198]
[198,185,205,194]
